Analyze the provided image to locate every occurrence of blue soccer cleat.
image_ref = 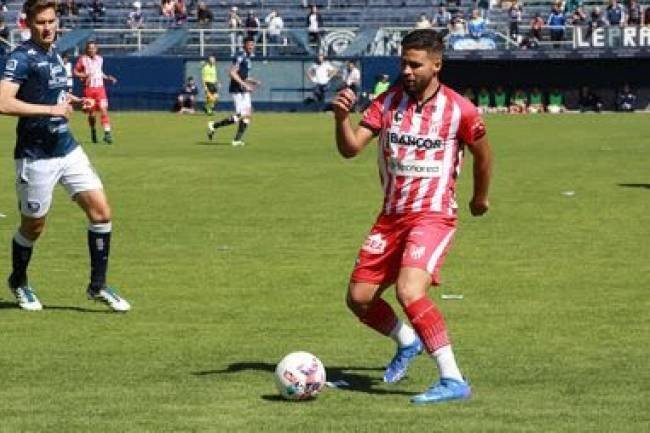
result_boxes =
[383,337,423,383]
[410,377,472,405]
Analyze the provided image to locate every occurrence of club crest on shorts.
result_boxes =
[362,233,387,255]
[26,201,41,212]
[409,245,426,260]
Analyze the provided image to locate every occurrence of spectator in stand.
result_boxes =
[493,86,508,113]
[433,5,452,28]
[0,0,6,14]
[0,18,10,56]
[161,0,175,18]
[128,1,144,31]
[197,2,213,27]
[605,0,625,26]
[307,5,324,48]
[627,0,641,25]
[448,10,467,40]
[509,88,528,113]
[228,7,243,56]
[587,7,607,37]
[508,1,522,40]
[57,0,79,17]
[245,10,260,41]
[265,9,284,55]
[88,0,105,23]
[306,53,338,109]
[547,88,565,113]
[644,6,650,25]
[344,60,361,94]
[570,6,588,25]
[476,87,491,114]
[547,2,566,48]
[174,0,188,25]
[415,13,433,29]
[578,86,603,112]
[527,87,544,113]
[468,8,487,39]
[529,12,544,43]
[16,10,30,41]
[177,76,198,114]
[616,84,636,112]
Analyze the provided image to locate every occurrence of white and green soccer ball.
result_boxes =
[274,351,326,401]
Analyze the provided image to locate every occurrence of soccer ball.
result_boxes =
[274,351,326,401]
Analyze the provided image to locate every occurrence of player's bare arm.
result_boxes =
[229,66,251,92]
[466,134,492,216]
[332,87,374,158]
[0,80,71,118]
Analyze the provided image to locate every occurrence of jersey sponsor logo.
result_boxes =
[362,233,387,255]
[392,110,403,124]
[5,59,17,71]
[388,132,446,150]
[27,49,37,55]
[388,158,443,178]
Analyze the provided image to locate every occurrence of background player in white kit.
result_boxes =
[0,0,130,312]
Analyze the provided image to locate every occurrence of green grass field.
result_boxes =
[0,112,648,432]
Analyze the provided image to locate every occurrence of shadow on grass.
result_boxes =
[0,300,109,313]
[193,361,417,396]
[0,300,18,309]
[619,183,650,189]
[194,141,233,147]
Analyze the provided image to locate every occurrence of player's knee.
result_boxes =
[20,218,46,241]
[395,282,425,308]
[88,203,112,223]
[346,285,374,315]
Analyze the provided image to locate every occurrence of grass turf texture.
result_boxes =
[0,112,648,432]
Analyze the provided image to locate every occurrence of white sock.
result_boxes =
[388,320,417,348]
[14,231,34,248]
[432,345,463,381]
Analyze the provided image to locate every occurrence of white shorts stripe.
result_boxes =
[426,228,456,274]
[431,102,461,212]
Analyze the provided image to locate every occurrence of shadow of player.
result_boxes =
[618,183,650,189]
[192,361,417,396]
[0,299,110,313]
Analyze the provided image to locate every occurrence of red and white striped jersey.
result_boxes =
[74,55,105,89]
[360,84,486,216]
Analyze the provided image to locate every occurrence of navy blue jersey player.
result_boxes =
[0,0,130,312]
[207,37,261,146]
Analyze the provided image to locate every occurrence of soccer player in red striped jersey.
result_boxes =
[332,29,492,404]
[74,41,117,144]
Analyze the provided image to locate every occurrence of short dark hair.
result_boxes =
[401,29,444,55]
[243,36,255,44]
[24,0,56,20]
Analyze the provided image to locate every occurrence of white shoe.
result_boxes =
[231,140,245,146]
[87,286,131,312]
[207,122,215,140]
[9,284,43,311]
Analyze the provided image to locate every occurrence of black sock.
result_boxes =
[10,237,33,288]
[88,228,111,291]
[234,120,248,141]
[214,115,237,128]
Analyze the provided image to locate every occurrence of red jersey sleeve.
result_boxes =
[359,92,388,135]
[74,57,85,75]
[456,97,487,145]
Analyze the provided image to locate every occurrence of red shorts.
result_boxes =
[351,213,457,286]
[83,87,108,112]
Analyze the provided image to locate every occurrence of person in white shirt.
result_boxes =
[344,60,360,94]
[264,9,284,55]
[307,53,338,108]
[306,5,323,47]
